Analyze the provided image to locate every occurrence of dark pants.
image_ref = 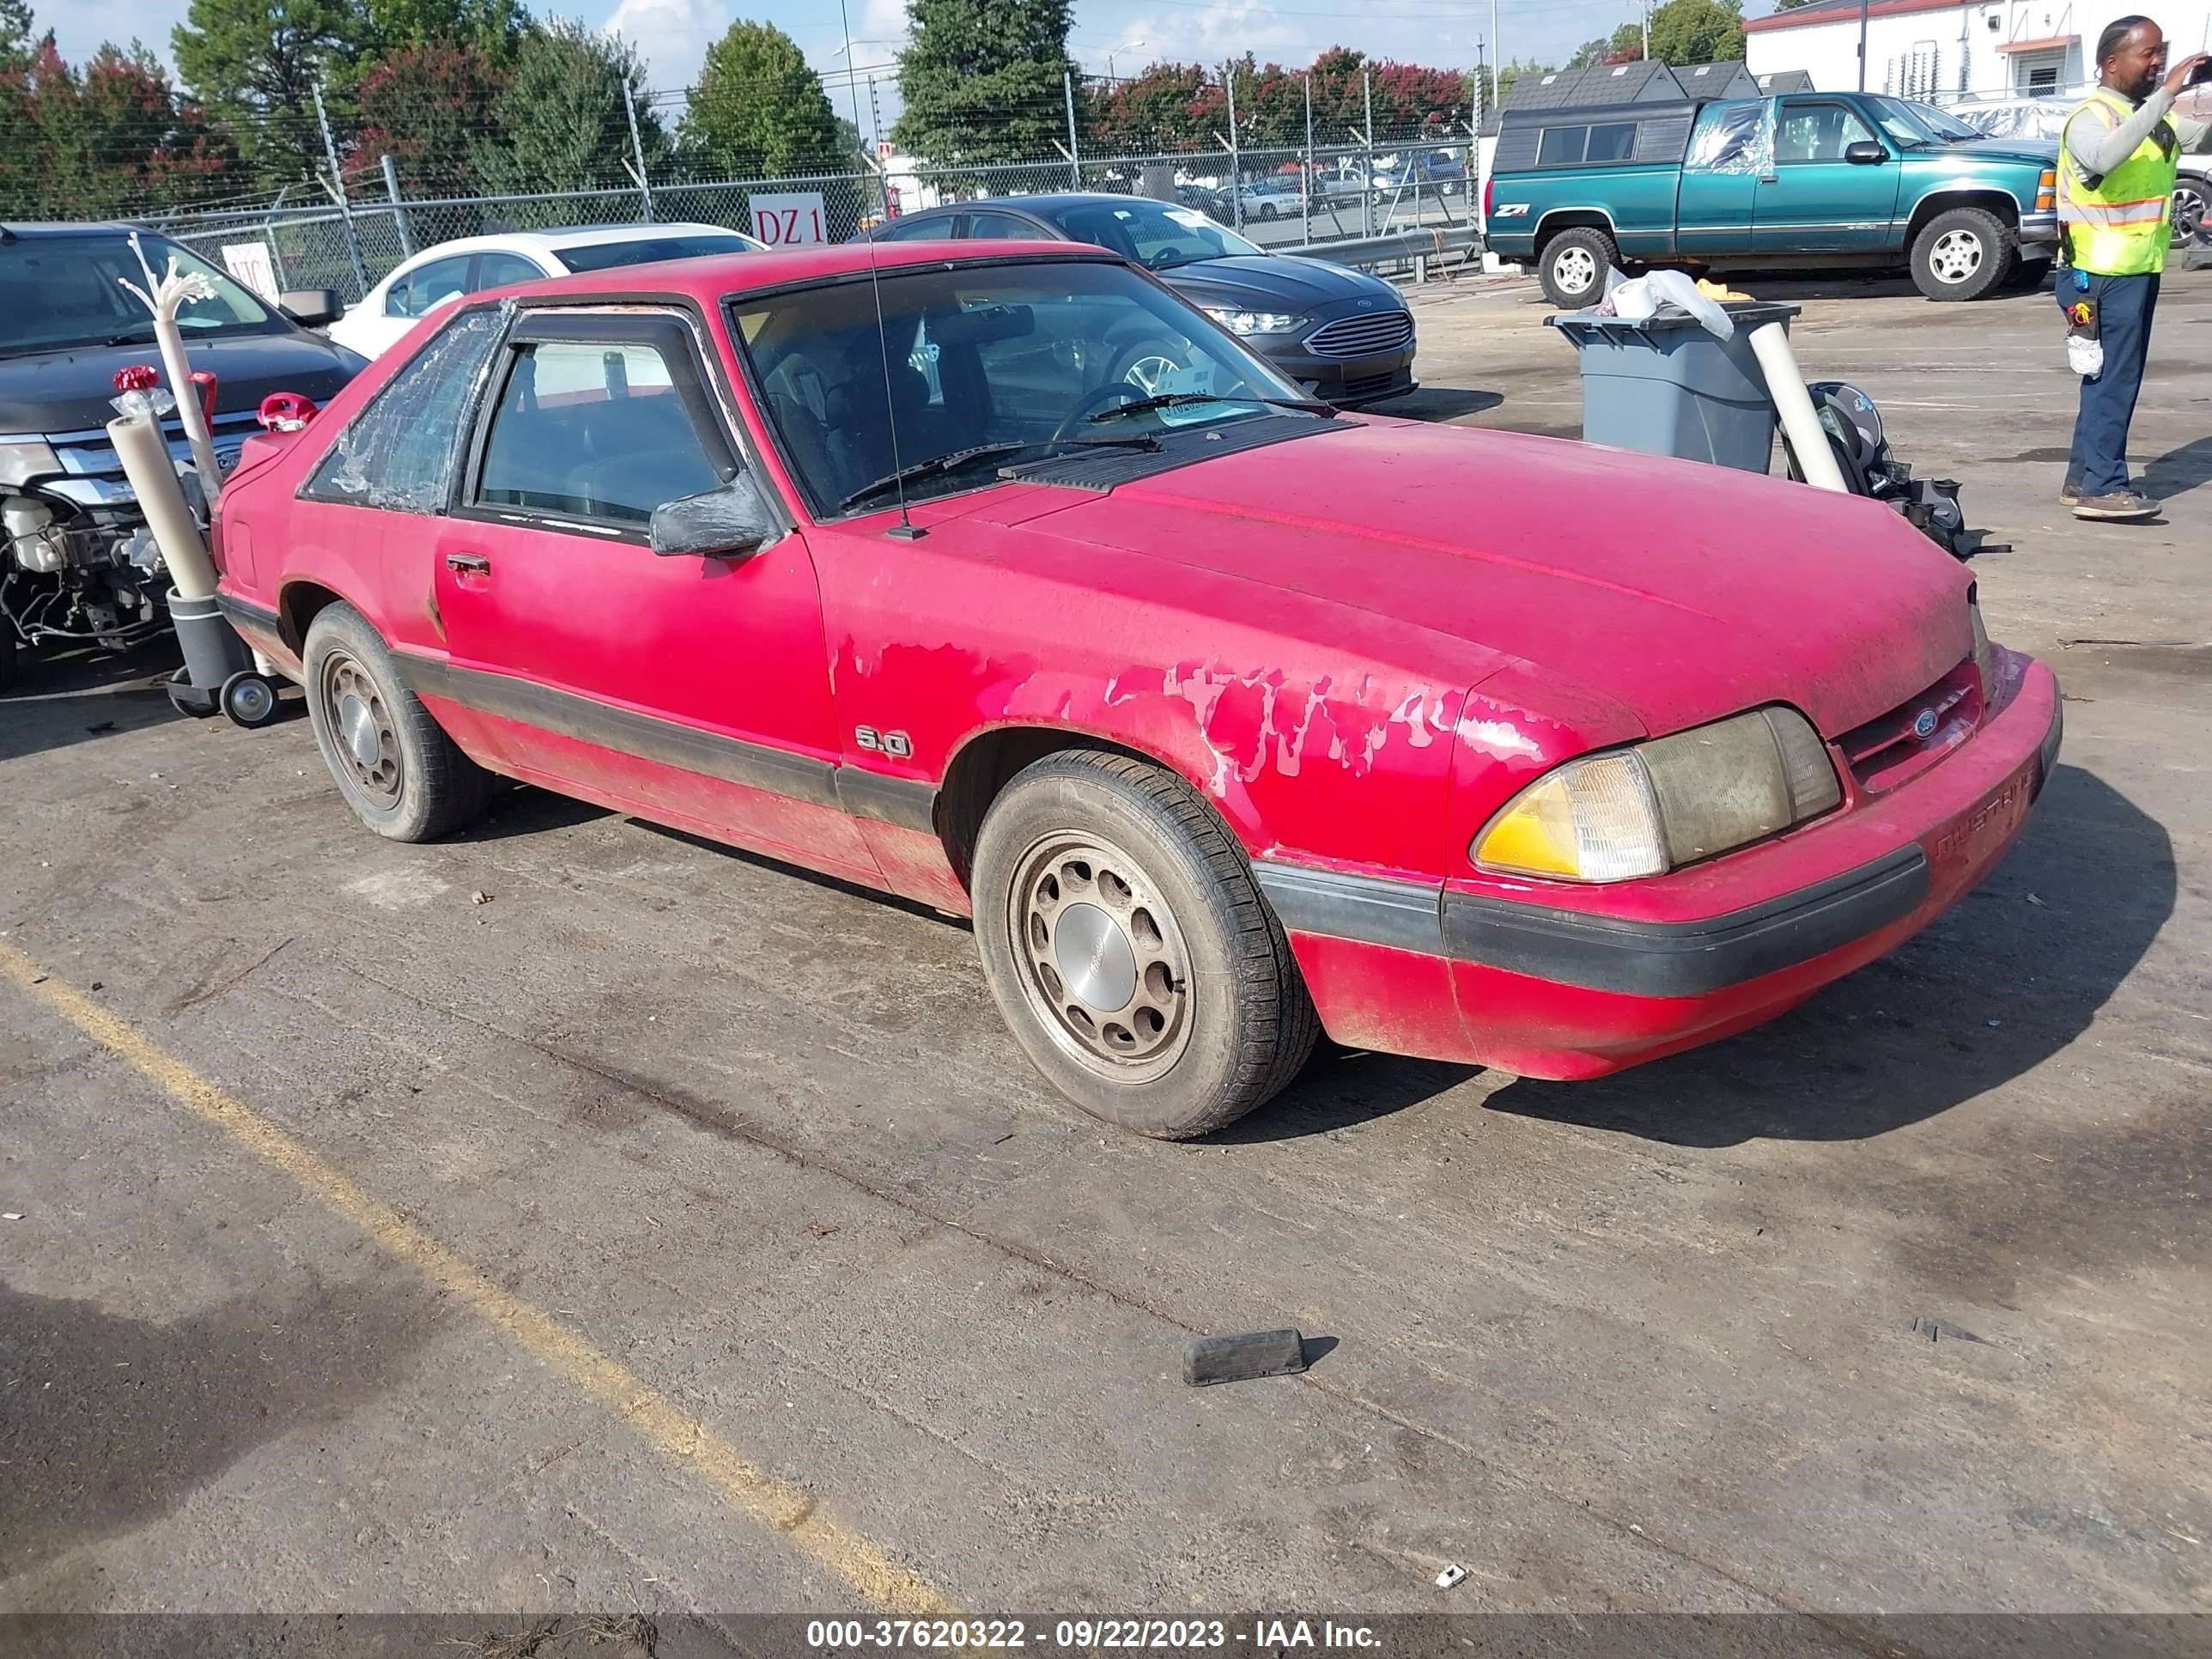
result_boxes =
[2064,270,2160,497]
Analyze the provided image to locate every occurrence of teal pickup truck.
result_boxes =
[1486,84,2059,305]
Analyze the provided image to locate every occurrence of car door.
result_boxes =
[1674,98,1771,256]
[476,249,556,292]
[427,306,876,881]
[1755,98,1902,250]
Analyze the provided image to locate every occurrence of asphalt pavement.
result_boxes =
[2,268,2208,1644]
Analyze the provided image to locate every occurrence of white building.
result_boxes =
[1743,0,2212,106]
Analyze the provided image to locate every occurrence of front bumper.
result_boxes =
[2020,210,2060,247]
[1259,653,2062,1079]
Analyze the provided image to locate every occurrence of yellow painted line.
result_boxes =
[0,938,959,1616]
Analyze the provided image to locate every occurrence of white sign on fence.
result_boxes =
[749,191,830,248]
[220,240,280,301]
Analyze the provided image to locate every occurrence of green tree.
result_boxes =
[680,19,843,179]
[349,38,501,193]
[471,18,665,199]
[366,0,528,64]
[1647,0,1745,64]
[171,0,367,181]
[1570,24,1644,68]
[0,0,35,67]
[0,35,234,217]
[893,0,1078,167]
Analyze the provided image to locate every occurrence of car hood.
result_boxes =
[1025,419,1972,739]
[0,331,364,434]
[1938,135,2058,166]
[1159,255,1402,313]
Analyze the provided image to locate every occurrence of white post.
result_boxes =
[1748,322,1850,493]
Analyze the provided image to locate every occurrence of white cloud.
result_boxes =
[602,0,729,90]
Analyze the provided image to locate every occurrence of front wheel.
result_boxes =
[2172,175,2208,242]
[1911,206,2014,301]
[1539,226,1619,307]
[971,750,1319,1139]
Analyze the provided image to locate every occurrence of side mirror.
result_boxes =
[648,475,778,560]
[1844,141,1888,166]
[279,288,343,326]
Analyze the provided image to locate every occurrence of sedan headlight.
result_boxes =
[1205,307,1297,336]
[0,440,60,489]
[1474,707,1842,883]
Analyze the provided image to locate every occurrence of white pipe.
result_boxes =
[109,410,219,601]
[1747,319,1850,493]
[121,234,225,501]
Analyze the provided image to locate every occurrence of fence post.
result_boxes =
[623,94,656,222]
[1225,64,1242,231]
[310,79,369,300]
[1302,72,1313,246]
[1063,71,1082,189]
[380,154,416,258]
[1362,70,1376,239]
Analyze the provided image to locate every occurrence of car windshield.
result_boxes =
[555,233,759,273]
[0,233,277,357]
[1036,199,1263,270]
[1902,100,1987,143]
[732,258,1316,518]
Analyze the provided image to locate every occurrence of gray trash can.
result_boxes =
[1546,300,1802,474]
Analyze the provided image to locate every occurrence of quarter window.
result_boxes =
[1586,122,1638,163]
[304,306,507,513]
[476,337,723,526]
[883,216,957,242]
[964,212,1035,240]
[1537,126,1589,167]
[476,251,548,289]
[1686,100,1774,174]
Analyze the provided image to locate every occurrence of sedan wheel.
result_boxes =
[2174,178,2208,242]
[1113,341,1185,396]
[303,601,493,842]
[971,749,1319,1139]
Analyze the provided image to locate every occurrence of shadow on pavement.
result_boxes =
[1212,1049,1475,1144]
[0,637,186,764]
[1483,764,2172,1146]
[1383,386,1504,422]
[2141,434,2212,499]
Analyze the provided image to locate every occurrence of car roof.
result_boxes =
[394,222,756,258]
[470,238,1115,306]
[896,192,1197,220]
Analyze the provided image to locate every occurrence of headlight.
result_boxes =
[1474,707,1842,883]
[1205,307,1297,336]
[0,440,60,489]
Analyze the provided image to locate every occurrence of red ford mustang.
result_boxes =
[213,241,2061,1138]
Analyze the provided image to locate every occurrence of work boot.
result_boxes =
[2072,489,2158,520]
[2058,479,2081,507]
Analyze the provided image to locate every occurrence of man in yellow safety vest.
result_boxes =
[2057,15,2209,520]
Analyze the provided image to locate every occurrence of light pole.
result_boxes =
[1106,38,1146,82]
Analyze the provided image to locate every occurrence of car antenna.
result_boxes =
[841,0,923,541]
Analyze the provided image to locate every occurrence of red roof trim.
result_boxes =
[1746,0,1973,33]
[1997,33,2076,52]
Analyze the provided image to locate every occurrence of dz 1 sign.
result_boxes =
[749,191,829,248]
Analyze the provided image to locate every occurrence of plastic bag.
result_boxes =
[1603,269,1735,338]
[2068,334,2105,377]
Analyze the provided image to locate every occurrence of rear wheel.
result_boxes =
[303,601,491,842]
[971,750,1319,1139]
[2172,175,2208,242]
[1911,206,2014,301]
[1539,226,1618,307]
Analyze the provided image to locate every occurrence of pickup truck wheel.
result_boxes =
[303,601,491,842]
[1911,207,2014,301]
[971,749,1319,1139]
[1539,227,1617,307]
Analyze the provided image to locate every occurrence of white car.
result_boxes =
[329,222,767,359]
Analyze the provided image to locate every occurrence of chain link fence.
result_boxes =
[152,130,1480,309]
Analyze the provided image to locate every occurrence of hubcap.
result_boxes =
[230,679,275,723]
[2175,185,2206,240]
[1009,832,1193,1079]
[1929,229,1983,283]
[322,653,403,808]
[1554,246,1597,295]
[1122,355,1180,396]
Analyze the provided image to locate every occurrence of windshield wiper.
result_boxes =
[836,434,1158,514]
[1086,392,1331,424]
[104,323,157,345]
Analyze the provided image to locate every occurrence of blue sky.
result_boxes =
[50,0,1674,102]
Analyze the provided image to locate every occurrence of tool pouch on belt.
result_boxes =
[2062,269,2105,377]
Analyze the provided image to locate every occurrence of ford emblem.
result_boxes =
[1911,708,1939,739]
[1357,300,1374,309]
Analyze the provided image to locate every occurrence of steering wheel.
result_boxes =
[1049,380,1147,444]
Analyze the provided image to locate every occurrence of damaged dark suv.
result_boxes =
[0,222,363,685]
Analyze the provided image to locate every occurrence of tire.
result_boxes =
[1257,202,1278,222]
[1911,206,2014,301]
[970,749,1320,1139]
[2172,175,2208,243]
[303,601,491,842]
[1109,337,1186,398]
[1539,226,1619,307]
[220,668,283,728]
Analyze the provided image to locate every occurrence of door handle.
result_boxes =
[1759,174,1778,185]
[445,552,490,574]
